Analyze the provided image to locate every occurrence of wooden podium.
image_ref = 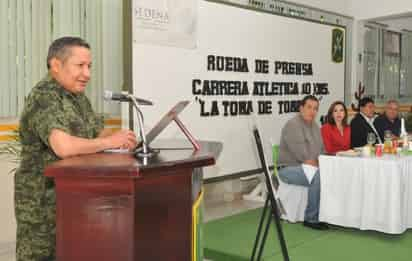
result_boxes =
[45,141,220,261]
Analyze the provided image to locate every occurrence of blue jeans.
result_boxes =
[278,166,320,223]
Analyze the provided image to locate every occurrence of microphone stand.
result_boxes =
[128,94,159,159]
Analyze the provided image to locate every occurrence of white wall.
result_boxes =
[379,17,412,31]
[290,0,412,20]
[133,0,346,178]
[348,0,412,20]
[290,0,412,107]
[289,0,350,15]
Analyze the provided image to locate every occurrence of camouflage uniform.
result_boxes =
[15,74,104,261]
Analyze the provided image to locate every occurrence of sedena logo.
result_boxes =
[332,28,344,63]
[134,6,170,24]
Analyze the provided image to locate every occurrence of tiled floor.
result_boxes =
[0,199,262,261]
[203,199,263,261]
[204,199,263,222]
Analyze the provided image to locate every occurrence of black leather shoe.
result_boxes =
[303,221,329,230]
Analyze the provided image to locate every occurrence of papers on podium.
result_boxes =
[103,148,132,153]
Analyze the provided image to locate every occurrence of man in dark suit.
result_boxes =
[350,97,382,148]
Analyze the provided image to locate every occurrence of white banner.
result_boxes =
[132,0,197,49]
[131,1,346,178]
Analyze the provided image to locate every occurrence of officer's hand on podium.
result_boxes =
[104,130,137,151]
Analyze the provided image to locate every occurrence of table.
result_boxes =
[319,155,412,234]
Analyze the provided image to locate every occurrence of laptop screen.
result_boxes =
[137,101,190,148]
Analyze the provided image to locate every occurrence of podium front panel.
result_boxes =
[46,144,216,261]
[56,177,135,261]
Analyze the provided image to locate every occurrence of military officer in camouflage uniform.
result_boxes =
[15,37,137,261]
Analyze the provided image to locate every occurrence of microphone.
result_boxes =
[103,90,153,105]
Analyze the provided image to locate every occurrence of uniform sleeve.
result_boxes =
[93,113,105,138]
[82,95,104,138]
[29,92,71,147]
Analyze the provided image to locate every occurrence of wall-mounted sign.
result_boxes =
[332,28,344,63]
[132,0,197,48]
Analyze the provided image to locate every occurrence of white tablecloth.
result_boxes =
[319,155,412,234]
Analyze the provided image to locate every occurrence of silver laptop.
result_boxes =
[137,101,190,148]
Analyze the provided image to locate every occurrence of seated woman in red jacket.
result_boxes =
[321,101,351,154]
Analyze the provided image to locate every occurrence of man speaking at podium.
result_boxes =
[14,37,137,261]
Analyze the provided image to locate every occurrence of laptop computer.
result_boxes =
[137,100,190,148]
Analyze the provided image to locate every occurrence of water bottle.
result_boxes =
[400,118,408,152]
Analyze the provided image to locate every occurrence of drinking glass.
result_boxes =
[384,130,392,141]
